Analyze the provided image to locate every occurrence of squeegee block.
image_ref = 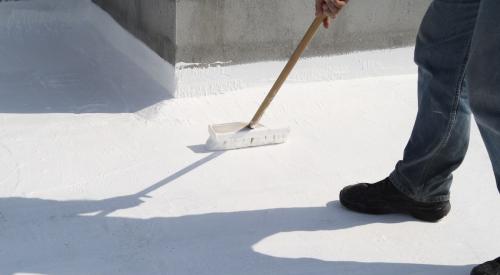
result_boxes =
[206,122,290,151]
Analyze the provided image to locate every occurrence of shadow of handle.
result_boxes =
[94,151,225,217]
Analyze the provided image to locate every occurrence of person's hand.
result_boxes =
[315,0,349,28]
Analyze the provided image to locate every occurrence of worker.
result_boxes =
[317,0,500,274]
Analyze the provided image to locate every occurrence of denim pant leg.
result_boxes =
[389,0,481,203]
[466,0,500,192]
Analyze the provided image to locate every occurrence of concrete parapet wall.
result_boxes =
[93,0,431,66]
[92,0,176,64]
[89,0,430,97]
[176,0,430,65]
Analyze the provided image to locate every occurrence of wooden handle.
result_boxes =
[248,15,326,128]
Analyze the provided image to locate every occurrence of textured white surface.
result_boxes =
[175,47,416,97]
[0,1,499,275]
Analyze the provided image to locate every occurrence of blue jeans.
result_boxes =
[389,0,500,203]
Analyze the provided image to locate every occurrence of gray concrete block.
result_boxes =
[93,0,431,66]
[93,0,176,64]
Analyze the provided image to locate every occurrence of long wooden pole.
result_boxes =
[248,15,326,129]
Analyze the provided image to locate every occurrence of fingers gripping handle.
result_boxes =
[248,15,327,129]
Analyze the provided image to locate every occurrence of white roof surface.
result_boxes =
[0,1,498,274]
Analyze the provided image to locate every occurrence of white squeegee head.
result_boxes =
[206,122,290,151]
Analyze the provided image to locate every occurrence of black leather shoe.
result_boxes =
[339,178,451,222]
[471,257,500,275]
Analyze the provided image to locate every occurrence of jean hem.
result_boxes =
[389,172,450,203]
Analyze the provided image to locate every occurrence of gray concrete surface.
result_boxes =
[93,0,176,64]
[93,0,431,66]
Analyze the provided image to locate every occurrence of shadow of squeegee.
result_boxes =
[96,150,225,217]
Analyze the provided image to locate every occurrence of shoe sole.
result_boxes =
[339,192,451,222]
